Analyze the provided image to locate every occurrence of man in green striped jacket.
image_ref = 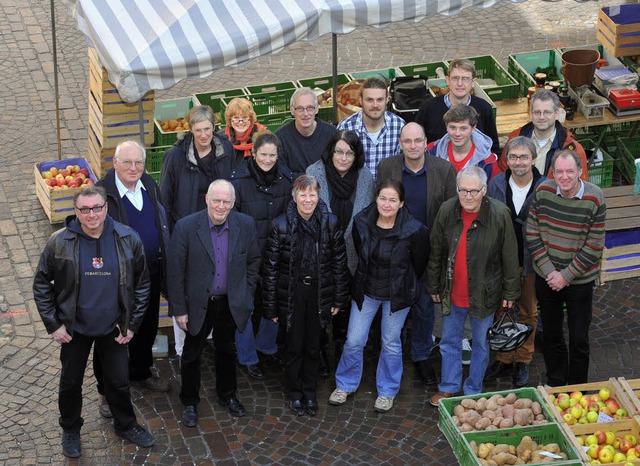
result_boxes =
[526,149,606,387]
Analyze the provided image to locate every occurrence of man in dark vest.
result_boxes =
[95,140,171,418]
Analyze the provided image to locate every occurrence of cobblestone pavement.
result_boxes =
[1,0,639,464]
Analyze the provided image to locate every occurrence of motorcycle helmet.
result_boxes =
[487,305,533,352]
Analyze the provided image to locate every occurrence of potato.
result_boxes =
[485,424,498,430]
[531,401,542,415]
[475,418,492,430]
[491,452,518,466]
[492,416,503,427]
[497,397,508,406]
[491,444,510,456]
[478,443,490,459]
[499,418,514,428]
[453,404,465,417]
[505,392,517,404]
[485,400,498,411]
[535,413,546,421]
[482,409,496,420]
[466,411,481,426]
[469,440,478,456]
[460,423,474,432]
[513,408,532,426]
[476,397,487,412]
[452,415,461,426]
[461,398,477,409]
[501,404,515,420]
[513,398,532,409]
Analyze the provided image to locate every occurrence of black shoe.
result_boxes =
[514,363,530,387]
[484,360,512,381]
[219,396,247,417]
[116,424,154,448]
[260,352,283,365]
[61,430,81,458]
[318,349,330,377]
[246,363,265,380]
[305,399,319,416]
[414,360,438,386]
[288,399,304,416]
[182,405,198,427]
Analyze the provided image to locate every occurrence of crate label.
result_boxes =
[539,451,563,459]
[597,411,614,422]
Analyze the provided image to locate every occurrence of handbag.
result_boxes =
[486,304,533,352]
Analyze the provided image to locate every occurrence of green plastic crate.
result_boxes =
[243,88,296,116]
[507,49,564,97]
[398,61,448,79]
[257,112,294,132]
[454,55,520,101]
[246,81,297,94]
[437,387,556,460]
[350,67,402,80]
[297,74,351,123]
[154,97,194,146]
[617,135,640,184]
[145,146,171,184]
[580,139,614,188]
[459,423,582,466]
[193,87,246,126]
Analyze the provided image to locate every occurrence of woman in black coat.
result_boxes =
[262,175,350,416]
[329,180,429,414]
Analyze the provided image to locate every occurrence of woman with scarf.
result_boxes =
[306,130,375,372]
[263,175,350,417]
[228,131,293,378]
[220,97,267,169]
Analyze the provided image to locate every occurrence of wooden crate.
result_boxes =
[597,5,640,57]
[159,297,172,328]
[619,378,640,415]
[87,125,116,178]
[34,157,98,224]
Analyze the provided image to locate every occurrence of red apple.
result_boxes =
[557,393,571,410]
[594,430,607,445]
[59,168,71,177]
[72,165,81,173]
[49,167,59,176]
[619,438,633,453]
[605,399,620,413]
[84,178,94,186]
[588,401,600,413]
[79,168,89,176]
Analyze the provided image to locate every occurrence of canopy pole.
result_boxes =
[332,33,338,125]
[50,0,62,160]
[138,100,145,145]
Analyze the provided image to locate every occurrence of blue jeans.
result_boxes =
[255,317,279,355]
[410,287,435,362]
[439,304,494,395]
[236,317,279,365]
[335,296,410,397]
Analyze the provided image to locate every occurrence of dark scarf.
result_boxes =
[325,161,358,232]
[248,156,277,187]
[296,208,321,278]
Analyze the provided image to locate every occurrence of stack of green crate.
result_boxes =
[617,135,640,184]
[579,139,615,188]
[245,82,297,132]
[145,146,171,184]
[455,55,520,101]
[508,49,564,97]
[297,74,351,123]
[192,87,247,129]
[350,67,403,80]
[154,97,194,146]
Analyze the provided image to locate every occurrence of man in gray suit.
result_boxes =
[377,122,457,386]
[168,179,261,426]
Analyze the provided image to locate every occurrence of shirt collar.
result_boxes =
[402,158,426,175]
[556,179,584,199]
[444,93,472,108]
[115,174,145,198]
[208,216,229,232]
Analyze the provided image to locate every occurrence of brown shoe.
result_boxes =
[430,391,454,407]
[134,375,170,393]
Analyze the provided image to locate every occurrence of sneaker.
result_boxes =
[484,360,512,381]
[461,339,472,366]
[116,424,155,448]
[430,391,454,407]
[134,375,170,393]
[514,362,530,387]
[328,388,351,406]
[374,396,395,413]
[61,430,81,458]
[98,395,113,419]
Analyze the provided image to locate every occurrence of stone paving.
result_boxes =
[1,0,640,464]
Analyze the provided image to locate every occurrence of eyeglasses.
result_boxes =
[231,116,250,123]
[75,204,106,215]
[507,154,532,162]
[209,199,233,207]
[293,105,317,114]
[449,76,473,84]
[400,137,426,145]
[334,149,356,158]
[119,159,145,169]
[193,127,213,135]
[531,110,556,118]
[457,187,484,197]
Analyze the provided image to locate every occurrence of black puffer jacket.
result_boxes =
[229,159,293,253]
[262,199,350,330]
[351,203,429,313]
[160,131,233,231]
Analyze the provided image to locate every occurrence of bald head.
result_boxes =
[400,122,428,167]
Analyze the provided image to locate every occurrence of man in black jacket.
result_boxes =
[33,186,154,458]
[95,141,171,419]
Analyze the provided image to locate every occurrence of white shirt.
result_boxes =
[115,175,145,211]
[509,176,532,215]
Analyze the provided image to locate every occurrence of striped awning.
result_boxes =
[71,0,525,102]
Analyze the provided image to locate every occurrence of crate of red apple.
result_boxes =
[35,157,98,223]
[565,417,640,465]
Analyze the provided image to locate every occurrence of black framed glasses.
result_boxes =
[75,204,106,214]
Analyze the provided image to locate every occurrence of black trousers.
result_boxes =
[59,328,136,432]
[285,281,322,402]
[180,296,237,406]
[536,274,594,386]
[94,273,161,390]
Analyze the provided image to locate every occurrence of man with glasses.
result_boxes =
[276,87,337,177]
[168,179,261,425]
[415,59,500,155]
[93,141,171,419]
[377,122,456,386]
[486,137,545,387]
[337,77,405,179]
[33,186,155,457]
[500,89,588,181]
[427,166,520,406]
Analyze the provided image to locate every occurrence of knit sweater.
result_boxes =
[526,179,606,285]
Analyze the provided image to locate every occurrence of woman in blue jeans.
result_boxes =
[329,180,429,413]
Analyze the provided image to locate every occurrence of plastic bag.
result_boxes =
[634,158,640,195]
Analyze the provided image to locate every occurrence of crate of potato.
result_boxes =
[154,97,194,147]
[35,157,98,224]
[618,378,640,415]
[461,423,582,466]
[438,388,555,460]
[537,379,636,436]
[565,417,640,464]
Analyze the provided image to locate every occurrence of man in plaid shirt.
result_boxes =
[337,78,405,179]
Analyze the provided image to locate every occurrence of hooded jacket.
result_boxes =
[427,128,500,180]
[160,131,233,231]
[33,216,150,337]
[262,199,350,330]
[351,203,429,312]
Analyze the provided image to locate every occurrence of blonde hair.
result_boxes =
[225,97,257,125]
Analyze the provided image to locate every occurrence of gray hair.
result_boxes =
[530,89,560,111]
[457,165,487,187]
[552,149,583,171]
[115,140,146,161]
[504,136,537,160]
[290,87,318,107]
[208,179,236,200]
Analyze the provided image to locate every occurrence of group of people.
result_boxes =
[33,58,606,458]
